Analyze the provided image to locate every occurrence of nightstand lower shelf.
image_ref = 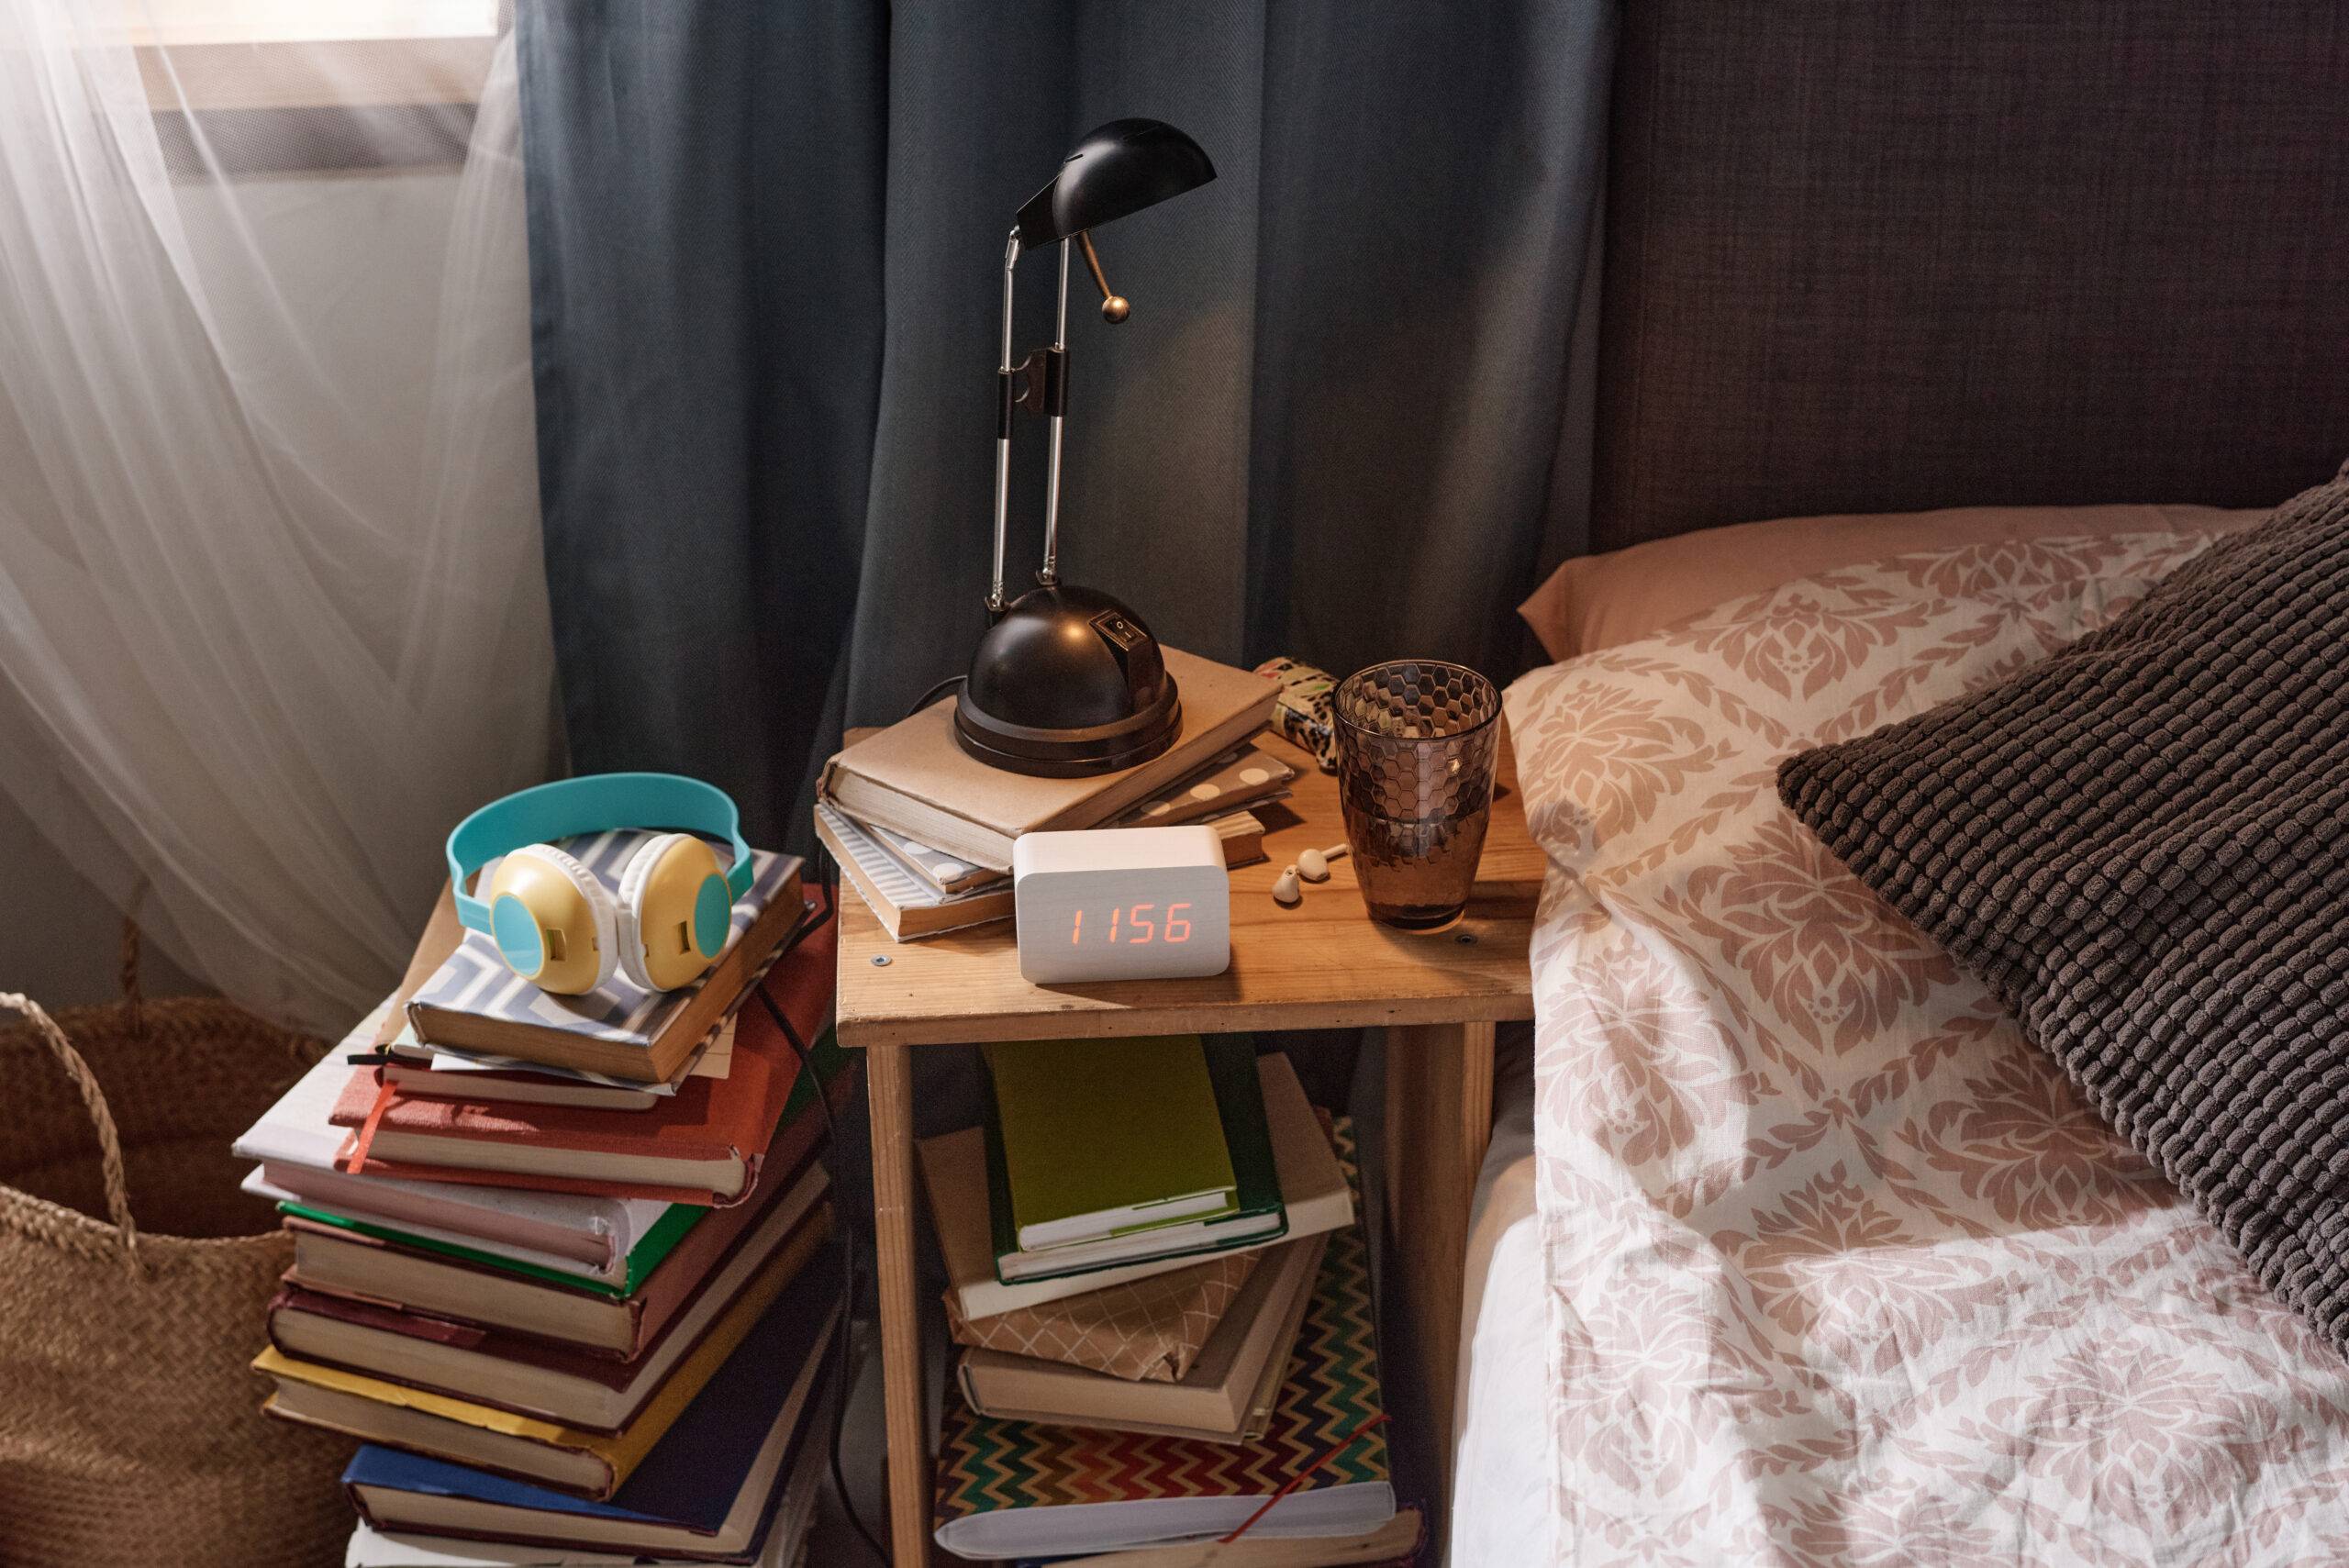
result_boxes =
[863,1023,1495,1567]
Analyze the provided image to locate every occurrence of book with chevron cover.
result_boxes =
[933,1118,1393,1561]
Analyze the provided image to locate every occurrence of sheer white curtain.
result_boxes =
[0,0,556,1031]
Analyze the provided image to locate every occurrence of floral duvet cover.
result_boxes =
[1503,530,2349,1566]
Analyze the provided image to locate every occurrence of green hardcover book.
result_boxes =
[983,1034,1238,1251]
[984,1036,1286,1284]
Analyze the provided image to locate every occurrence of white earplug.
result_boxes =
[1297,843,1349,883]
[1272,865,1302,906]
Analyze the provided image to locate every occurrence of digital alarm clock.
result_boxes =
[1012,825,1232,983]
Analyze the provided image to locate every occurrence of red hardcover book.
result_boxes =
[285,1066,852,1359]
[330,906,836,1207]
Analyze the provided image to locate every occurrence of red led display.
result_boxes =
[1070,901,1194,945]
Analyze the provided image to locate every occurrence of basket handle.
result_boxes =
[0,992,143,1274]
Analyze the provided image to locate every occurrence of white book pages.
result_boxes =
[233,999,670,1262]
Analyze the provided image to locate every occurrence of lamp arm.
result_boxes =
[1039,238,1071,587]
[990,228,1021,616]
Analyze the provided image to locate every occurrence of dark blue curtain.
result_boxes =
[514,0,1615,851]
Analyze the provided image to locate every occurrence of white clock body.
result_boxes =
[1012,826,1232,983]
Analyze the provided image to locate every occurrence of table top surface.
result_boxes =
[832,728,1545,1047]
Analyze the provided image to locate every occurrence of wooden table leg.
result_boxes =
[866,1042,931,1566]
[1383,1019,1495,1508]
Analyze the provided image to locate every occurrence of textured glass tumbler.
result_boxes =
[1333,661,1501,932]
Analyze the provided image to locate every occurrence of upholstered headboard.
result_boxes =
[1591,3,2349,552]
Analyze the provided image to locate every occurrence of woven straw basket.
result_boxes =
[0,960,351,1567]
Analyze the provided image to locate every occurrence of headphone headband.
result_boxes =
[448,773,754,936]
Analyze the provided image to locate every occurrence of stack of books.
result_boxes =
[231,839,855,1568]
[917,1035,1423,1565]
[814,647,1291,940]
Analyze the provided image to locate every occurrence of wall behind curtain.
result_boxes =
[517,0,1614,850]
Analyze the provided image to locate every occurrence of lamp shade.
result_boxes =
[1013,117,1217,247]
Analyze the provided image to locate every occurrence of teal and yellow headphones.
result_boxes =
[446,773,754,997]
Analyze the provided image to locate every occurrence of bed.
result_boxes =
[1442,5,2349,1562]
[1448,1030,1544,1567]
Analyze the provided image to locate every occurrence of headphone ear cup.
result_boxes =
[493,843,618,994]
[612,834,669,992]
[616,832,729,992]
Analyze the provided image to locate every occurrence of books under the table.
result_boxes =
[932,1118,1392,1561]
[959,1231,1325,1444]
[985,1036,1280,1282]
[924,1052,1352,1322]
[1008,1509,1425,1568]
[341,1287,841,1564]
[985,1034,1240,1252]
[405,838,805,1083]
[819,646,1278,872]
[331,929,842,1207]
[262,1208,839,1500]
[287,1106,835,1358]
[945,1246,1258,1384]
[269,1164,829,1431]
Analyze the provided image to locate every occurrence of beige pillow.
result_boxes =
[1519,503,2265,662]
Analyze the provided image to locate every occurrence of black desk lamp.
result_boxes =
[952,118,1217,777]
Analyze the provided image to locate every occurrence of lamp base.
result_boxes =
[953,680,1182,777]
[952,583,1184,778]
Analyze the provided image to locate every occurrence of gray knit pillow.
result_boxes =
[1779,470,2349,1354]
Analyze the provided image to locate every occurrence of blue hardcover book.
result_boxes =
[343,1247,841,1562]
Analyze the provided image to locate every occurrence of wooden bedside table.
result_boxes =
[832,729,1542,1565]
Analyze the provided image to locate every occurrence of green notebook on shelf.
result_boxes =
[983,1036,1285,1284]
[983,1034,1238,1252]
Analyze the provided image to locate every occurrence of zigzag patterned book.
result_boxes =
[932,1119,1392,1561]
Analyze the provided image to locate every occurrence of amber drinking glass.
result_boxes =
[1332,661,1501,932]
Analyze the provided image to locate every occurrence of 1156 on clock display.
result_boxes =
[1010,825,1232,983]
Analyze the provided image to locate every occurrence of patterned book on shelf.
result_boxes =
[932,1118,1392,1561]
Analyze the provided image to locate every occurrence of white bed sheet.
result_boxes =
[1448,1035,1549,1567]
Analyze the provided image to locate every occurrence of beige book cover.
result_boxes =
[958,1230,1324,1443]
[946,1247,1259,1383]
[819,647,1277,871]
[920,1053,1351,1322]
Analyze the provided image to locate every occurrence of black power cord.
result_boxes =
[906,673,965,719]
[759,853,890,1566]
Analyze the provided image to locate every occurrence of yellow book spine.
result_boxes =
[254,1204,832,1484]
